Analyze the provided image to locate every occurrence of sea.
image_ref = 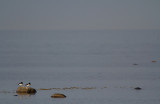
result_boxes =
[0,30,160,104]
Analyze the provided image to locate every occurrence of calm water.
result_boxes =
[0,30,160,104]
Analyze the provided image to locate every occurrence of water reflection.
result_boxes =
[16,92,36,99]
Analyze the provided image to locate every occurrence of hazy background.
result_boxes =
[0,0,160,31]
[0,1,160,104]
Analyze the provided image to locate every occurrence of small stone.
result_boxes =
[51,93,66,98]
[152,60,156,63]
[134,87,142,90]
[13,95,18,96]
[133,63,138,65]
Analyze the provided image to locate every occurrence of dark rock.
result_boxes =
[16,86,36,93]
[13,95,18,96]
[152,60,156,63]
[134,87,142,90]
[51,93,66,98]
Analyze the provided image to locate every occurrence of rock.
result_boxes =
[134,87,142,90]
[16,86,37,93]
[152,60,156,63]
[133,63,138,65]
[51,93,66,98]
[13,94,18,96]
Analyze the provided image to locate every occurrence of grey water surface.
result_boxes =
[0,30,160,104]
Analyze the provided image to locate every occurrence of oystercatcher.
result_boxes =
[25,83,31,87]
[18,82,23,86]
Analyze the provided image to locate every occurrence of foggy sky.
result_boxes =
[0,0,160,30]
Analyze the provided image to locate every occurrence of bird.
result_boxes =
[25,83,31,87]
[18,82,23,86]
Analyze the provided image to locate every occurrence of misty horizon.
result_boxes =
[0,0,160,31]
